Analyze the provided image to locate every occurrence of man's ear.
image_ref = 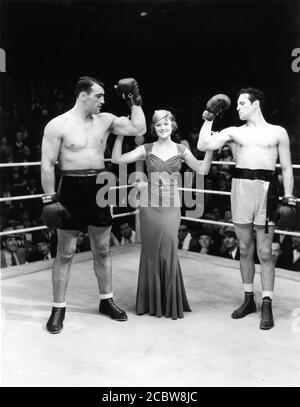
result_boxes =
[253,100,260,109]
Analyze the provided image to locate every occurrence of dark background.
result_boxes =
[1,0,300,133]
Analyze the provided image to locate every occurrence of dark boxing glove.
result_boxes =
[274,195,297,230]
[202,94,231,121]
[42,194,71,229]
[115,78,142,107]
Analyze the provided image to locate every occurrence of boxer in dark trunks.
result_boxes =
[41,76,146,333]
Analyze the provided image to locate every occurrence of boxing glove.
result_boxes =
[42,194,71,229]
[115,78,142,107]
[202,94,231,121]
[274,196,297,230]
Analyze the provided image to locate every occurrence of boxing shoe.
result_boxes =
[259,297,274,330]
[99,298,128,321]
[231,292,256,319]
[46,307,66,334]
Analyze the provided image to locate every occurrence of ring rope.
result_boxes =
[181,216,300,237]
[1,212,299,238]
[1,188,299,203]
[0,211,137,237]
[0,159,112,168]
[1,160,300,169]
[1,159,300,238]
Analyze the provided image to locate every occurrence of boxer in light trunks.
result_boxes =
[197,88,296,329]
[41,76,146,333]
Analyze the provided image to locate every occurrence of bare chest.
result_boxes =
[62,120,108,151]
[235,128,278,149]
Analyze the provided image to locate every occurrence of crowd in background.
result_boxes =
[0,78,299,271]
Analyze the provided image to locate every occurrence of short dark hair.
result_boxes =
[224,230,237,239]
[74,76,105,98]
[238,87,265,110]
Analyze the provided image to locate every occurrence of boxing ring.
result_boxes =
[1,159,300,387]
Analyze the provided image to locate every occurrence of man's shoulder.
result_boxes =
[93,112,118,129]
[96,112,117,122]
[265,122,287,133]
[44,112,69,131]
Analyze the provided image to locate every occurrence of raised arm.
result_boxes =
[41,119,62,194]
[197,119,234,151]
[110,105,146,137]
[182,148,213,175]
[278,127,294,196]
[111,135,146,164]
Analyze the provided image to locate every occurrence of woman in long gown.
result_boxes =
[112,110,213,319]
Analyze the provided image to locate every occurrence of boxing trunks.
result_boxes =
[231,168,279,232]
[57,169,113,230]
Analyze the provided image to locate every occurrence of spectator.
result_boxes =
[28,237,52,262]
[219,144,234,172]
[178,223,192,250]
[37,229,57,257]
[12,131,25,161]
[14,224,36,259]
[9,167,28,196]
[224,210,232,223]
[119,221,136,245]
[288,236,300,271]
[0,232,26,268]
[0,136,13,162]
[221,230,240,260]
[271,240,282,267]
[197,232,219,255]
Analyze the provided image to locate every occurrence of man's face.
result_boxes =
[237,94,257,121]
[224,211,232,222]
[37,242,49,256]
[120,223,132,239]
[199,235,212,248]
[223,235,237,250]
[77,232,85,245]
[4,237,18,252]
[178,226,188,240]
[271,242,281,264]
[84,83,105,115]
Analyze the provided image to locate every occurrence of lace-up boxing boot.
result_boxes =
[46,307,66,334]
[99,298,128,321]
[231,292,256,319]
[259,297,274,330]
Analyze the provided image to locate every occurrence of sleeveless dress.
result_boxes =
[136,143,191,319]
